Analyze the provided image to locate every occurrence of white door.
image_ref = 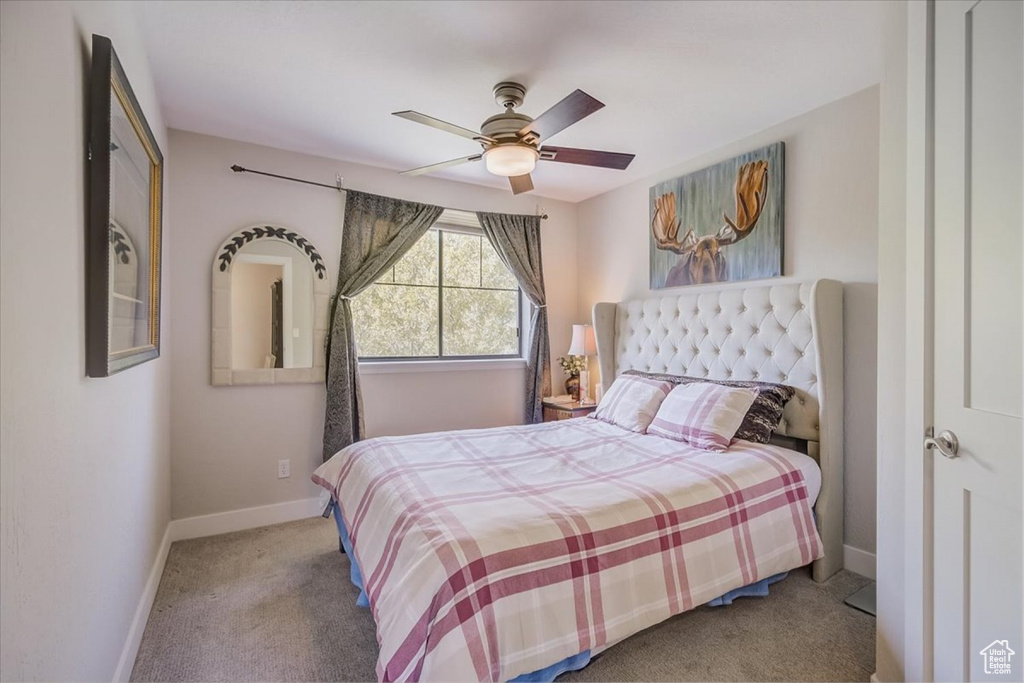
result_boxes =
[932,1,1023,680]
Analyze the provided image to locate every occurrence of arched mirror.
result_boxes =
[211,225,330,386]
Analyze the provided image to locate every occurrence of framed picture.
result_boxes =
[87,34,164,376]
[650,142,784,289]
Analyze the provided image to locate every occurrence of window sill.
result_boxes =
[358,358,528,375]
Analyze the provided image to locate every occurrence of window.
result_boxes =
[352,224,522,360]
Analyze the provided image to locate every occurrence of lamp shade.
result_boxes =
[484,144,539,177]
[567,324,597,356]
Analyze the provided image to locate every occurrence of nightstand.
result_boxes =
[542,397,597,422]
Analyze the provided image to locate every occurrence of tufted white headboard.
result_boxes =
[592,280,844,582]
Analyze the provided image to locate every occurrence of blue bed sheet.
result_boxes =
[331,502,787,681]
[333,506,369,608]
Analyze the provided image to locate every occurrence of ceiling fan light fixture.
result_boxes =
[484,144,538,177]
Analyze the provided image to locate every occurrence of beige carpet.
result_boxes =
[131,517,875,682]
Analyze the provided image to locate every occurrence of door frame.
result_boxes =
[903,1,936,680]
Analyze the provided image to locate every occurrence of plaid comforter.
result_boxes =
[312,417,822,682]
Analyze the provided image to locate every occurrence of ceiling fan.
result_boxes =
[393,82,635,195]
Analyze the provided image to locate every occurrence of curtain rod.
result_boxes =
[230,164,549,220]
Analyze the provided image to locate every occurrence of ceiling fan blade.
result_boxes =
[392,110,483,141]
[517,90,605,140]
[399,154,482,177]
[508,173,534,195]
[539,146,635,170]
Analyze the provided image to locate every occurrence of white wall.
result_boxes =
[0,2,171,680]
[575,87,880,557]
[874,1,908,679]
[167,130,578,519]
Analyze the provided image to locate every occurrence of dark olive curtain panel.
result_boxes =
[322,190,443,461]
[477,211,551,423]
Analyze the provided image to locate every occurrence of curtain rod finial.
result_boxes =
[231,164,245,173]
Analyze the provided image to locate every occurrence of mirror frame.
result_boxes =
[211,225,330,386]
[86,34,164,377]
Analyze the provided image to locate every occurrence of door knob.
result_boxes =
[924,428,960,459]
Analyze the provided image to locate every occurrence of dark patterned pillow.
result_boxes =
[622,370,796,444]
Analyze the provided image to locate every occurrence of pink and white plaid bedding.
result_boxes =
[312,418,822,682]
[591,374,673,433]
[647,382,758,451]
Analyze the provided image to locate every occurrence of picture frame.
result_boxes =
[87,34,164,376]
[649,142,784,289]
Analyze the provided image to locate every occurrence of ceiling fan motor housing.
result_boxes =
[481,111,535,143]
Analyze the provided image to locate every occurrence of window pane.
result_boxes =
[392,230,438,285]
[442,232,481,287]
[353,227,523,360]
[481,239,518,290]
[443,289,518,356]
[352,284,438,357]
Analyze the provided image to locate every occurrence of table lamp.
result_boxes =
[567,324,597,405]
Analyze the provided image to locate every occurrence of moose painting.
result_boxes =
[650,143,784,289]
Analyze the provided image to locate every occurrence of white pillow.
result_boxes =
[591,375,673,433]
[647,382,758,451]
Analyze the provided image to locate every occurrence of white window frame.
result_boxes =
[356,210,530,374]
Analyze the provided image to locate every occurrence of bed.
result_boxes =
[313,279,844,682]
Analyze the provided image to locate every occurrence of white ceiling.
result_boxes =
[135,0,885,203]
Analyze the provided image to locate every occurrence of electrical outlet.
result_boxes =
[277,459,290,479]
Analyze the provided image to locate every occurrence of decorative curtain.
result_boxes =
[322,190,443,461]
[477,211,551,423]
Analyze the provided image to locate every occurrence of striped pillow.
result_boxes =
[622,370,796,444]
[591,375,674,433]
[647,382,758,451]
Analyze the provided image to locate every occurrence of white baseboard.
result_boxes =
[113,524,172,682]
[168,497,324,542]
[113,497,325,681]
[843,544,877,579]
